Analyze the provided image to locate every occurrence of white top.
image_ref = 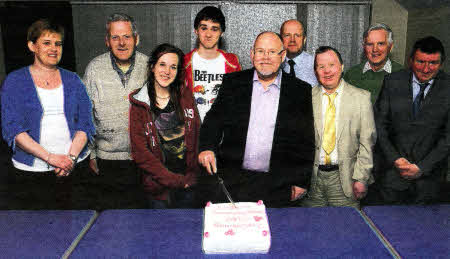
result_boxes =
[192,52,226,121]
[13,84,85,172]
[319,80,345,165]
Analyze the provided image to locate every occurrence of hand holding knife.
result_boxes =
[198,151,237,208]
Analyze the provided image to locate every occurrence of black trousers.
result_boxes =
[194,167,294,208]
[367,166,444,206]
[76,158,147,210]
[378,178,442,205]
[7,159,90,210]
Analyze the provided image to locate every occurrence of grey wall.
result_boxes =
[72,3,208,76]
[222,3,297,69]
[307,3,370,72]
[372,0,408,66]
[2,1,449,77]
[372,0,450,72]
[71,2,297,73]
[71,2,369,75]
[406,6,450,73]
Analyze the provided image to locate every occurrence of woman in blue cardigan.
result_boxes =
[1,19,95,209]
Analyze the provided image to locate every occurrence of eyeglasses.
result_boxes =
[253,48,285,58]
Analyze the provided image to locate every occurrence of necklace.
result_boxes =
[156,95,170,100]
[38,75,52,87]
[30,66,58,87]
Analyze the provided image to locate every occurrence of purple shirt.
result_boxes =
[242,71,282,172]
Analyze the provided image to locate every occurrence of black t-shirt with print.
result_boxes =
[152,100,186,174]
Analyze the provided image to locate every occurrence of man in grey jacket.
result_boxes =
[83,13,149,209]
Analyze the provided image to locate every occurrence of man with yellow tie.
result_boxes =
[303,46,376,208]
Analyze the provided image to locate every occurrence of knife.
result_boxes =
[217,174,237,208]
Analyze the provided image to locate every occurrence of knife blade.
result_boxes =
[217,174,237,208]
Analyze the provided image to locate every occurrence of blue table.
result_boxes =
[363,205,450,258]
[70,207,391,258]
[0,210,96,258]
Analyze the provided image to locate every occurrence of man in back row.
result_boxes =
[184,6,241,122]
[280,19,318,87]
[344,23,403,103]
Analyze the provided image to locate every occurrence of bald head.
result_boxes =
[253,31,283,49]
[280,19,306,59]
[280,20,305,35]
[251,31,286,81]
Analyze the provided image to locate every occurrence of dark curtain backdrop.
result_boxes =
[1,1,76,73]
[71,1,370,75]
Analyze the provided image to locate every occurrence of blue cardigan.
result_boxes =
[1,66,96,166]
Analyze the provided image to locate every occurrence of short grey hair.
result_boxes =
[106,13,138,37]
[363,23,393,44]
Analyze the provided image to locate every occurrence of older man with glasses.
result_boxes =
[195,31,315,207]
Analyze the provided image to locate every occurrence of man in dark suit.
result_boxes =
[197,31,315,207]
[375,36,449,205]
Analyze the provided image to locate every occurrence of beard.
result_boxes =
[256,67,281,81]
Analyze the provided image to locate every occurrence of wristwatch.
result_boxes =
[69,154,78,164]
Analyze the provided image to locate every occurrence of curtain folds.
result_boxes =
[72,2,370,74]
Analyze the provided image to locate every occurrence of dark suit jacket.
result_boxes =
[199,69,315,206]
[375,70,450,190]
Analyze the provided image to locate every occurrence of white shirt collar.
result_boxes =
[363,59,392,74]
[412,73,434,86]
[252,70,282,90]
[320,79,345,95]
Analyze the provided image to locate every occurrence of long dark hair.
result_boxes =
[146,43,185,121]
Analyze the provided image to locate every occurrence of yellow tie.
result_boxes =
[322,92,337,165]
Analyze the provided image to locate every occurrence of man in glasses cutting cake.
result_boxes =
[196,31,315,207]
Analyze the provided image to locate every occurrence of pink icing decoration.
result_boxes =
[204,232,209,238]
[206,202,212,207]
[257,200,263,205]
[254,216,263,222]
[262,230,268,236]
[225,229,235,236]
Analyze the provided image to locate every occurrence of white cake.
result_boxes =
[202,200,271,254]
